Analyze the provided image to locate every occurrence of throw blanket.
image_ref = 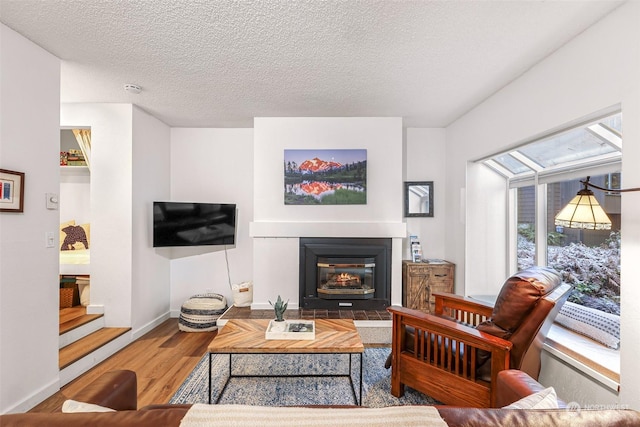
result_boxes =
[180,404,448,427]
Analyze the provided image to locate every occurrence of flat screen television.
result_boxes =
[153,202,236,247]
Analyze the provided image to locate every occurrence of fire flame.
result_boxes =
[334,273,359,283]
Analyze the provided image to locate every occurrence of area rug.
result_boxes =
[170,347,440,407]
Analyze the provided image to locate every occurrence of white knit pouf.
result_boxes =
[178,293,227,332]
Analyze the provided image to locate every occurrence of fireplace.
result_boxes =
[299,237,391,310]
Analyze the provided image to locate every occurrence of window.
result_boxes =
[513,175,620,314]
[482,110,622,385]
[484,112,622,182]
[484,110,622,312]
[484,111,621,313]
[547,176,620,314]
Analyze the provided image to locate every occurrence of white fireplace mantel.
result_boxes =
[249,221,407,239]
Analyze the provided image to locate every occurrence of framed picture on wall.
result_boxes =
[283,149,367,205]
[404,181,433,217]
[0,168,25,213]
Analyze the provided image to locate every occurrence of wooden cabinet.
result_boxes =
[402,260,455,312]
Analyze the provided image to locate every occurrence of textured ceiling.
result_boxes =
[0,0,623,128]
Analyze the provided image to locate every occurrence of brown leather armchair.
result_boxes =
[387,266,571,408]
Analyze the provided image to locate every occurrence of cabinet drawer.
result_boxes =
[429,266,452,278]
[408,266,431,276]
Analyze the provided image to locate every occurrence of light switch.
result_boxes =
[45,231,55,248]
[46,193,59,210]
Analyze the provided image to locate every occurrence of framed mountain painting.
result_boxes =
[284,149,367,205]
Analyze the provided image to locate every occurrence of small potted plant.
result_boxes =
[269,295,288,331]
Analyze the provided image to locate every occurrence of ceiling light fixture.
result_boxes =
[124,84,142,94]
[554,176,640,230]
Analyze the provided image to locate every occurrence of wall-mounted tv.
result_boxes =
[153,202,236,247]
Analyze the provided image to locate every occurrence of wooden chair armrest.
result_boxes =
[433,292,494,313]
[433,292,494,309]
[432,293,494,325]
[387,305,432,320]
[388,305,511,351]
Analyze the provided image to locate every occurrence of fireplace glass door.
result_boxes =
[317,257,375,300]
[300,237,391,310]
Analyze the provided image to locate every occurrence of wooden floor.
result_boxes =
[30,318,216,412]
[31,307,387,413]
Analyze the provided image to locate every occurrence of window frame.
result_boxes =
[481,109,623,389]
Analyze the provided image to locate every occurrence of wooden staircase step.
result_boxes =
[59,327,131,370]
[60,313,104,335]
[59,306,88,324]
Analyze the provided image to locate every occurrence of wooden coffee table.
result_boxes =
[207,318,365,405]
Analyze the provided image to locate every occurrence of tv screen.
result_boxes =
[153,202,236,247]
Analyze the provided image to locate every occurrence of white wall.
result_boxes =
[61,104,172,334]
[169,128,254,310]
[404,128,448,265]
[540,351,619,407]
[59,169,90,225]
[59,130,90,225]
[168,120,441,310]
[253,117,403,224]
[131,107,171,336]
[445,2,640,408]
[0,24,61,414]
[464,161,509,294]
[61,104,134,327]
[251,117,406,308]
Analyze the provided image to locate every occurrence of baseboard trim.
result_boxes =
[1,377,59,415]
[131,312,171,341]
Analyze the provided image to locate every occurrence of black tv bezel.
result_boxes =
[153,201,236,248]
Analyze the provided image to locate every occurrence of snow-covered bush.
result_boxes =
[518,231,620,315]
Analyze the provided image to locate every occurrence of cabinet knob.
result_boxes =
[434,274,448,277]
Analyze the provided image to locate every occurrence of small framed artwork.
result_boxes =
[0,169,25,213]
[404,181,433,217]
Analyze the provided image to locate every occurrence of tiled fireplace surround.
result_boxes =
[249,223,405,309]
[223,222,406,343]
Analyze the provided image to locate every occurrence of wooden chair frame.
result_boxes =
[389,284,571,408]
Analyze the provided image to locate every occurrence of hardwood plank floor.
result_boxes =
[30,318,216,412]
